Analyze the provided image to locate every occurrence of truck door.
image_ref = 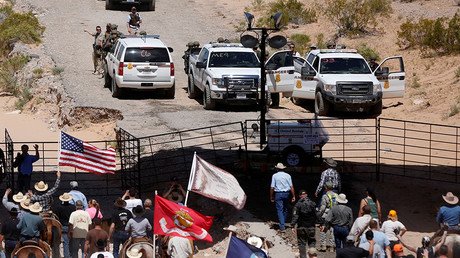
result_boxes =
[266,50,304,93]
[196,48,209,87]
[106,42,121,77]
[291,61,317,100]
[376,56,405,99]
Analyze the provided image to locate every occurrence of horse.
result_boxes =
[40,214,62,258]
[430,229,460,258]
[11,240,51,258]
[120,238,154,258]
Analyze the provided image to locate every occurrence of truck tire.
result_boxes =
[370,101,383,116]
[283,147,306,167]
[111,79,123,98]
[148,0,155,11]
[105,0,114,10]
[315,91,329,116]
[291,97,304,106]
[164,84,175,99]
[203,85,216,110]
[187,74,197,99]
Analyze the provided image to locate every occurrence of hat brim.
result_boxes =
[325,160,337,167]
[247,237,263,249]
[337,199,348,204]
[126,249,142,258]
[29,206,43,213]
[34,183,48,192]
[443,195,459,205]
[12,195,24,203]
[59,196,73,202]
[275,164,287,169]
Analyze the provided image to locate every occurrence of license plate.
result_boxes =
[127,0,135,2]
[236,93,246,99]
[352,99,364,104]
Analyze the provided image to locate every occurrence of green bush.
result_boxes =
[315,34,327,49]
[0,54,29,94]
[15,85,32,110]
[0,6,45,55]
[251,0,266,11]
[289,34,310,55]
[410,75,421,89]
[397,13,460,54]
[258,0,317,27]
[324,0,392,35]
[52,66,64,75]
[357,44,380,61]
[32,67,43,78]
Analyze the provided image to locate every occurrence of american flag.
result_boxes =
[58,132,116,174]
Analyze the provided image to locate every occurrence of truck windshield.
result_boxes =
[209,52,259,68]
[320,58,371,74]
[124,47,170,63]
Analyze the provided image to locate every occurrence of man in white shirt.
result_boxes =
[69,200,92,258]
[270,163,295,231]
[349,205,373,240]
[167,236,193,258]
[121,188,142,215]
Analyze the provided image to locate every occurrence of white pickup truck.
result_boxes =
[186,43,265,110]
[266,49,405,116]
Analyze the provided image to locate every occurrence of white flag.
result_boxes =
[188,154,246,210]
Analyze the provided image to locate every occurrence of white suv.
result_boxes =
[104,35,175,98]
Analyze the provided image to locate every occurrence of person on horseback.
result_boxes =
[122,188,142,215]
[17,201,44,242]
[437,192,460,230]
[4,189,24,219]
[125,205,152,240]
[29,170,61,212]
[53,192,74,258]
[0,207,20,258]
[397,230,447,258]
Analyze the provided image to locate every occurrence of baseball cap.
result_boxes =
[70,181,78,188]
[393,244,403,252]
[388,210,397,217]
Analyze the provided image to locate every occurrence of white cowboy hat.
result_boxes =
[28,202,43,213]
[59,193,73,202]
[34,181,48,192]
[442,192,459,205]
[126,247,142,258]
[247,236,263,249]
[337,193,348,204]
[274,162,287,170]
[20,198,31,210]
[223,225,238,233]
[12,192,26,203]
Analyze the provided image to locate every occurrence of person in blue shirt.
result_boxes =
[436,192,460,230]
[270,162,295,231]
[13,144,39,193]
[69,181,89,210]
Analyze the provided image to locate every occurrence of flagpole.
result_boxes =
[184,152,197,207]
[58,131,62,173]
[224,230,233,258]
[153,190,157,258]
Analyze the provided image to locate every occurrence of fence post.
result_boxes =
[137,138,141,199]
[376,118,380,182]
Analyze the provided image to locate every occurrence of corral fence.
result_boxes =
[1,118,459,199]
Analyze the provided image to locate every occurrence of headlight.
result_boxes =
[373,84,382,93]
[212,78,224,88]
[324,84,336,94]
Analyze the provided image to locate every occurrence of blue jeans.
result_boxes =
[113,230,130,258]
[333,225,349,249]
[275,192,290,230]
[62,226,70,258]
[70,238,85,258]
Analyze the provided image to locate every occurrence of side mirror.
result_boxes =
[266,63,277,71]
[301,66,316,79]
[196,62,206,69]
[375,67,389,77]
[168,47,174,53]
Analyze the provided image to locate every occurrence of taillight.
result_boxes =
[118,62,124,76]
[170,63,175,76]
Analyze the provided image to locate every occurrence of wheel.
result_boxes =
[111,78,122,98]
[105,0,114,10]
[291,97,304,106]
[370,101,383,116]
[164,84,175,99]
[104,66,111,88]
[148,0,155,11]
[203,85,216,110]
[187,74,197,99]
[270,92,280,107]
[315,91,329,116]
[283,147,306,167]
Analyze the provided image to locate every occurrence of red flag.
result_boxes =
[153,195,213,242]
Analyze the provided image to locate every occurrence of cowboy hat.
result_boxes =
[223,225,238,233]
[34,181,48,192]
[442,192,459,205]
[126,247,142,258]
[166,191,184,204]
[132,205,145,217]
[20,199,31,210]
[12,192,26,203]
[247,236,263,249]
[59,193,73,202]
[29,202,43,213]
[336,193,348,204]
[274,162,287,170]
[114,198,127,208]
[324,158,337,168]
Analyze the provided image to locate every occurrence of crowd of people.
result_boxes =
[271,158,459,258]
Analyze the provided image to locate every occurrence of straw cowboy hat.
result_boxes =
[12,192,26,203]
[336,193,348,204]
[59,193,73,202]
[442,192,459,205]
[274,162,287,170]
[29,202,43,213]
[34,181,48,192]
[126,247,142,258]
[247,236,263,249]
[20,199,31,210]
[324,158,337,168]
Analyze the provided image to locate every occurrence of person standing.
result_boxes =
[358,220,392,257]
[291,190,317,258]
[167,236,194,258]
[53,192,75,258]
[29,170,61,212]
[381,210,407,250]
[0,207,20,258]
[318,182,337,252]
[324,193,353,249]
[349,205,373,241]
[126,6,142,35]
[85,218,109,258]
[90,239,113,258]
[358,187,382,223]
[69,181,89,210]
[122,188,143,215]
[270,162,295,231]
[84,26,103,74]
[358,231,384,257]
[315,158,341,198]
[143,198,154,239]
[69,200,92,258]
[336,235,373,258]
[87,199,103,220]
[13,144,39,193]
[109,198,132,258]
[436,192,460,230]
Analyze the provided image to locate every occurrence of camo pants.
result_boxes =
[319,227,335,248]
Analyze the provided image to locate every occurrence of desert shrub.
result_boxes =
[52,66,64,75]
[0,54,29,94]
[251,0,266,11]
[0,6,45,55]
[324,0,392,35]
[357,44,380,61]
[456,67,460,78]
[258,0,317,27]
[289,34,310,54]
[397,13,460,54]
[32,67,43,78]
[410,75,421,88]
[15,84,32,110]
[315,34,327,49]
